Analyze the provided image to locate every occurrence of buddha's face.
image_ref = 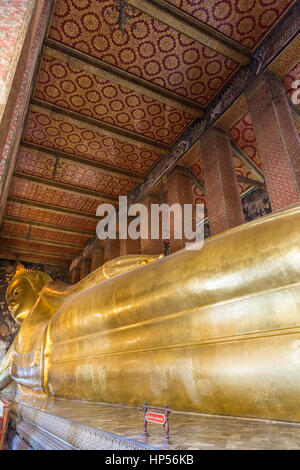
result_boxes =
[6,277,37,324]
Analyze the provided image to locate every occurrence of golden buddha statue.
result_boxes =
[1,204,300,423]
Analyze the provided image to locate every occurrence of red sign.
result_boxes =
[146,411,166,426]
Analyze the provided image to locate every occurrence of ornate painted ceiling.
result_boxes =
[0,0,297,266]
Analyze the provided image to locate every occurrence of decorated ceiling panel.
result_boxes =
[1,221,91,246]
[23,107,161,174]
[10,178,103,214]
[165,0,294,50]
[49,0,238,105]
[1,0,294,266]
[34,53,194,145]
[16,147,137,196]
[5,201,97,233]
[0,237,78,257]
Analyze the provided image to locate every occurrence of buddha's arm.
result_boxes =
[40,254,161,313]
[0,344,14,390]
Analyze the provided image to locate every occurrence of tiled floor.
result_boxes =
[3,392,300,450]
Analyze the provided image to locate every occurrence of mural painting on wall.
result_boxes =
[242,189,272,222]
[0,259,68,362]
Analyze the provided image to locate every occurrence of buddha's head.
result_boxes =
[6,263,52,324]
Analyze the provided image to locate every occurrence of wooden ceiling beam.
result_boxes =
[7,196,98,220]
[21,141,145,183]
[0,242,73,259]
[128,0,251,65]
[13,173,120,204]
[3,216,94,237]
[31,98,170,153]
[0,252,69,267]
[237,175,266,189]
[43,40,204,118]
[0,233,84,249]
[230,140,265,183]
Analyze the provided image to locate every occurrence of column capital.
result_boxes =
[246,70,282,101]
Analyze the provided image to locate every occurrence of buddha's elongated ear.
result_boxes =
[33,271,52,294]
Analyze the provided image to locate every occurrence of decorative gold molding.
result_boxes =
[215,94,249,130]
[268,33,300,78]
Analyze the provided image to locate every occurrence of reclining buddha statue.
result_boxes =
[1,204,300,422]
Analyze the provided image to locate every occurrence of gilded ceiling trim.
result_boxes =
[268,33,300,78]
[13,173,120,204]
[20,142,144,183]
[43,40,203,118]
[128,0,250,65]
[31,99,170,153]
[215,94,249,131]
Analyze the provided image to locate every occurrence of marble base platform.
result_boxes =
[2,390,300,450]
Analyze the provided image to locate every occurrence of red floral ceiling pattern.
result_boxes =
[16,147,137,196]
[5,201,97,233]
[10,178,103,214]
[35,54,193,145]
[48,0,238,105]
[283,62,300,110]
[229,112,262,169]
[1,221,90,246]
[23,108,161,175]
[165,0,294,50]
[0,237,78,257]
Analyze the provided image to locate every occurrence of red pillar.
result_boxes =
[166,166,195,253]
[70,266,80,284]
[140,194,164,255]
[80,257,91,280]
[104,239,120,262]
[200,127,244,236]
[120,237,140,256]
[246,72,300,211]
[90,245,104,271]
